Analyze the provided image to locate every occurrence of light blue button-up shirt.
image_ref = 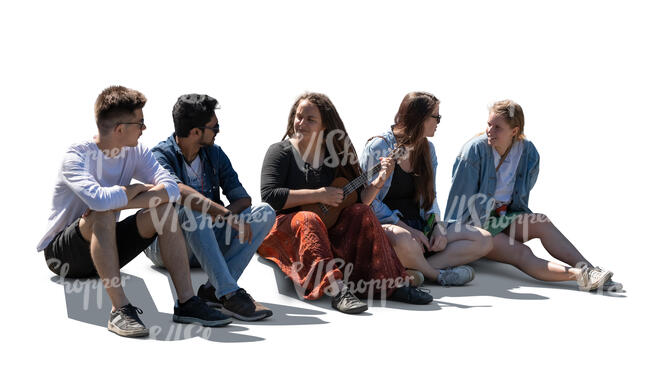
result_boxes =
[360,129,441,225]
[445,133,539,227]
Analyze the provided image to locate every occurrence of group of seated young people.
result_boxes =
[37,86,622,338]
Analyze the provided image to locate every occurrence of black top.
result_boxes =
[384,164,420,220]
[261,140,337,213]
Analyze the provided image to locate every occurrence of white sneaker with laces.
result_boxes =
[577,266,613,291]
[437,265,475,287]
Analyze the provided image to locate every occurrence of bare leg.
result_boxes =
[426,223,493,269]
[508,213,592,268]
[486,232,581,281]
[383,224,440,280]
[136,204,193,303]
[78,211,129,311]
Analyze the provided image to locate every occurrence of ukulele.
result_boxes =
[301,146,407,228]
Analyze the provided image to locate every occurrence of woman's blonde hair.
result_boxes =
[490,99,525,141]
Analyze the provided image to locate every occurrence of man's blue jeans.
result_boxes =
[145,203,276,298]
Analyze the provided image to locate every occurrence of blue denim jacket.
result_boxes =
[444,133,539,227]
[360,129,441,225]
[152,134,250,206]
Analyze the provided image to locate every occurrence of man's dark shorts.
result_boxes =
[44,213,157,278]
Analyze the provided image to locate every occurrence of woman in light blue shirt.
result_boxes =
[361,92,493,286]
[445,100,621,291]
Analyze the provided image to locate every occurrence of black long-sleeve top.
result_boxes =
[260,140,336,213]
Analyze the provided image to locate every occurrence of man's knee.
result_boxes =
[151,203,178,230]
[176,207,212,233]
[83,210,116,226]
[79,210,116,240]
[255,203,276,231]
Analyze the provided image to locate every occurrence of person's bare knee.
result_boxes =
[384,225,409,245]
[138,203,178,237]
[475,228,493,256]
[155,203,178,230]
[78,210,116,242]
[392,235,420,257]
[511,243,536,267]
[390,231,415,250]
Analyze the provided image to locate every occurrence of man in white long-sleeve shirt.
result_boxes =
[38,86,231,337]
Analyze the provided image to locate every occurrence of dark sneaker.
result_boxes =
[601,278,624,293]
[219,288,273,321]
[108,304,149,338]
[331,286,368,314]
[173,296,232,327]
[197,283,223,308]
[388,286,433,305]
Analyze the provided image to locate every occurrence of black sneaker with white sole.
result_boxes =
[219,288,273,321]
[197,283,223,308]
[108,304,149,338]
[173,296,232,327]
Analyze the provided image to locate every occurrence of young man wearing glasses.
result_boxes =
[37,86,232,338]
[145,94,275,321]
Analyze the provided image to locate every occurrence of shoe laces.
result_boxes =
[337,286,360,303]
[235,288,255,303]
[438,268,458,287]
[117,304,144,324]
[411,286,431,295]
[587,267,608,281]
[338,286,352,299]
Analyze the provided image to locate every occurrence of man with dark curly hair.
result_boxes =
[145,94,275,321]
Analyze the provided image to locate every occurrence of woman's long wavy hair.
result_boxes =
[392,91,439,211]
[282,92,362,181]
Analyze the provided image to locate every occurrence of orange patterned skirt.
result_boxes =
[258,203,406,300]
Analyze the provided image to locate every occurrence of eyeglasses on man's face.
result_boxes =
[117,119,146,130]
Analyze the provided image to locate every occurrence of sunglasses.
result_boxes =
[201,123,220,134]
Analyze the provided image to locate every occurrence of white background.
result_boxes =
[1,0,648,366]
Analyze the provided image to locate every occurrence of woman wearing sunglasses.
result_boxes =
[361,92,493,287]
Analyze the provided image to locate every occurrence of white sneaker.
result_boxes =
[577,266,613,291]
[594,267,624,292]
[437,265,475,286]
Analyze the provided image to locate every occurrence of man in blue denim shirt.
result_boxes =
[145,94,276,321]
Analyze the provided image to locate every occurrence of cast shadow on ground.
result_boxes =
[51,273,264,342]
[258,257,626,313]
[150,266,330,326]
